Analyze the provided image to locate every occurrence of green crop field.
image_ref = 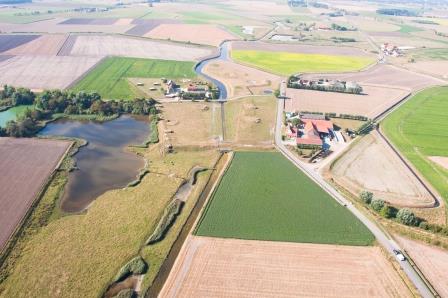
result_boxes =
[195,151,374,245]
[231,50,374,76]
[382,86,448,205]
[72,57,196,100]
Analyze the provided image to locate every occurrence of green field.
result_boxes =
[72,57,196,100]
[382,86,448,206]
[231,50,374,75]
[195,151,374,245]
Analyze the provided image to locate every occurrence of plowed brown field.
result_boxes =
[161,236,412,298]
[4,34,67,56]
[0,138,71,250]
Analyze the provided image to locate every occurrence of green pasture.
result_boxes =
[411,48,448,61]
[231,50,374,75]
[382,86,448,205]
[195,151,374,245]
[72,57,196,100]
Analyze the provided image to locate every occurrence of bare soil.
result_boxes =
[396,235,448,298]
[203,60,281,98]
[66,35,213,61]
[428,156,448,170]
[0,138,71,250]
[404,61,448,79]
[4,34,67,56]
[0,55,102,89]
[160,236,413,298]
[145,24,239,46]
[285,85,409,118]
[331,131,434,207]
[0,35,40,53]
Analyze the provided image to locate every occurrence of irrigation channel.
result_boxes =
[39,115,150,212]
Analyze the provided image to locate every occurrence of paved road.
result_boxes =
[275,90,435,298]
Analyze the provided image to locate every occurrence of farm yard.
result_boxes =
[203,60,281,97]
[223,96,276,145]
[0,55,102,90]
[195,151,374,245]
[231,50,374,76]
[0,138,71,250]
[71,57,196,100]
[145,24,239,46]
[285,85,409,119]
[161,236,413,298]
[396,235,448,298]
[0,147,219,298]
[331,132,434,208]
[59,35,213,61]
[3,34,67,56]
[382,87,448,206]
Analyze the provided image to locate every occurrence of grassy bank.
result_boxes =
[0,145,218,297]
[195,151,374,245]
[71,57,197,100]
[231,50,374,76]
[382,86,448,207]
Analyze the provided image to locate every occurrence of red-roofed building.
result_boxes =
[294,118,334,148]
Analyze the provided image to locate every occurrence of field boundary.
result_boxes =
[65,55,108,90]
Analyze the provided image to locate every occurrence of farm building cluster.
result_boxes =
[288,75,363,94]
[380,43,415,57]
[164,79,217,100]
[284,113,345,150]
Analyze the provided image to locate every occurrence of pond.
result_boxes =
[0,105,34,127]
[39,115,150,213]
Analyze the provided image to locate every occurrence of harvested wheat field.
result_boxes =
[64,35,212,61]
[231,41,372,57]
[203,60,281,97]
[429,156,448,170]
[160,236,412,298]
[0,55,102,89]
[396,235,448,297]
[160,102,222,147]
[405,61,448,79]
[0,138,71,250]
[4,34,67,56]
[331,131,434,207]
[302,64,443,91]
[145,24,239,46]
[285,85,409,118]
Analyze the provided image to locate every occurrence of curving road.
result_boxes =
[275,85,435,298]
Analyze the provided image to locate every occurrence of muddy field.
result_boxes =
[0,138,71,250]
[203,60,281,97]
[61,35,213,61]
[331,132,434,207]
[160,102,221,147]
[0,55,102,89]
[302,64,444,91]
[285,85,409,118]
[0,35,40,53]
[146,24,239,46]
[4,34,67,56]
[231,41,372,57]
[396,236,448,297]
[161,236,412,297]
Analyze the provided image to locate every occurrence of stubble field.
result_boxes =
[195,151,374,245]
[0,138,71,250]
[161,236,412,298]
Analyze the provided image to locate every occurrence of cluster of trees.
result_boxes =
[331,37,357,43]
[331,23,356,31]
[288,77,363,95]
[0,85,35,110]
[376,8,419,17]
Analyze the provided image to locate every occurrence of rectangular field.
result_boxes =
[0,55,102,90]
[285,85,409,118]
[382,86,448,204]
[231,50,374,76]
[72,57,196,100]
[161,236,412,298]
[0,35,40,53]
[4,34,67,56]
[195,151,374,245]
[0,138,71,250]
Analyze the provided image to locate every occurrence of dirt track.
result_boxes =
[160,236,412,298]
[331,131,434,207]
[0,138,71,250]
[0,55,102,89]
[396,235,448,298]
[285,85,409,118]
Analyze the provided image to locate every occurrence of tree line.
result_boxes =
[0,85,157,138]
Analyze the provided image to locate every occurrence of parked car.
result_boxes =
[393,249,406,261]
